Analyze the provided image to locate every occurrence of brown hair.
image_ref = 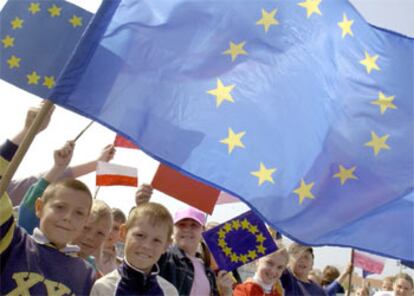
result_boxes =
[41,178,92,208]
[112,208,126,223]
[321,265,340,286]
[288,242,314,259]
[126,202,173,240]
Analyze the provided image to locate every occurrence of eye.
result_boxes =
[98,231,105,237]
[75,210,85,217]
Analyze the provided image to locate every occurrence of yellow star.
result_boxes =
[2,35,14,48]
[293,179,315,204]
[360,51,380,74]
[224,223,232,232]
[232,220,241,230]
[365,131,390,156]
[248,250,257,260]
[333,165,357,185]
[218,228,226,238]
[69,15,82,28]
[248,225,258,234]
[27,71,40,85]
[230,253,239,263]
[371,92,397,115]
[48,4,62,17]
[28,3,41,14]
[223,247,232,256]
[338,13,354,38]
[11,17,24,29]
[223,41,247,62]
[256,233,266,243]
[251,162,276,186]
[43,76,56,89]
[218,238,227,248]
[256,8,279,33]
[257,244,266,255]
[298,0,322,18]
[207,79,235,108]
[220,128,246,154]
[241,219,250,230]
[239,254,248,264]
[7,55,21,69]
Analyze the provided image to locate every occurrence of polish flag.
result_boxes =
[114,135,139,149]
[216,191,240,205]
[353,250,385,274]
[96,162,138,187]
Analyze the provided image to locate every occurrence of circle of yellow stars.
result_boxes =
[217,218,268,264]
[2,2,84,91]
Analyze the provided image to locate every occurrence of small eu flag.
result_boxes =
[202,211,277,271]
[0,0,92,98]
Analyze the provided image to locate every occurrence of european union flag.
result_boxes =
[202,211,277,272]
[0,0,92,98]
[46,0,413,261]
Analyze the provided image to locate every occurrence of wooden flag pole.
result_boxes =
[73,120,94,142]
[346,249,355,296]
[0,100,55,198]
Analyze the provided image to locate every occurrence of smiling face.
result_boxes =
[173,218,203,256]
[35,186,91,249]
[291,250,314,281]
[394,278,413,296]
[122,216,170,273]
[257,252,288,286]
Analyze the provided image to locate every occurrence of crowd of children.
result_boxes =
[1,105,413,295]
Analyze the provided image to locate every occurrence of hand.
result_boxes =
[216,270,233,296]
[54,141,75,168]
[135,184,153,206]
[24,102,55,134]
[97,144,116,162]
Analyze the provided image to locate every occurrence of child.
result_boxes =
[1,112,95,295]
[233,248,289,296]
[90,202,178,295]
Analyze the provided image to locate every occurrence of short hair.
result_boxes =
[41,178,92,207]
[259,247,289,266]
[126,202,173,240]
[321,265,340,285]
[90,200,112,225]
[288,242,314,259]
[112,208,126,223]
[395,273,413,289]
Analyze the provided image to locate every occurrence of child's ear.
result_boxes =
[35,198,44,218]
[119,224,127,242]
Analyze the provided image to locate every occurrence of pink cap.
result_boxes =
[174,207,206,226]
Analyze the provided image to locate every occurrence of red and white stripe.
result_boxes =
[96,162,138,187]
[353,250,385,274]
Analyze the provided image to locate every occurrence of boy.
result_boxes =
[1,137,95,295]
[90,202,178,295]
[233,248,289,296]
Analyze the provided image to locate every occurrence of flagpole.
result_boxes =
[73,120,94,142]
[346,249,355,296]
[94,186,101,199]
[0,100,55,198]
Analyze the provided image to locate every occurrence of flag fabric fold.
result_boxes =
[96,161,138,187]
[37,0,414,260]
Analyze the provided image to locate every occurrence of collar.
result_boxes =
[253,273,274,293]
[124,258,160,276]
[32,227,80,255]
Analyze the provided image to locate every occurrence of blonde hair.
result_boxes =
[90,200,112,225]
[41,178,92,207]
[126,202,173,240]
[395,273,413,289]
[259,247,289,265]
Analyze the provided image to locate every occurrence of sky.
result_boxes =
[0,0,412,279]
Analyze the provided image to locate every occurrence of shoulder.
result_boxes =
[91,269,120,296]
[234,281,262,296]
[156,275,179,296]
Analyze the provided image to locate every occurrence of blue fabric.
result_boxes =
[47,0,413,261]
[202,210,277,271]
[0,0,92,98]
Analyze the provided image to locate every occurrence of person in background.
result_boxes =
[373,273,413,296]
[233,247,289,296]
[355,286,370,296]
[309,269,323,286]
[97,208,126,275]
[280,242,327,295]
[90,202,178,295]
[321,264,353,296]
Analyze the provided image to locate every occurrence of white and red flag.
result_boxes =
[353,250,385,274]
[96,161,138,187]
[114,135,139,149]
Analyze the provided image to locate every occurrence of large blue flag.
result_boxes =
[202,210,277,272]
[0,0,92,98]
[47,0,413,260]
